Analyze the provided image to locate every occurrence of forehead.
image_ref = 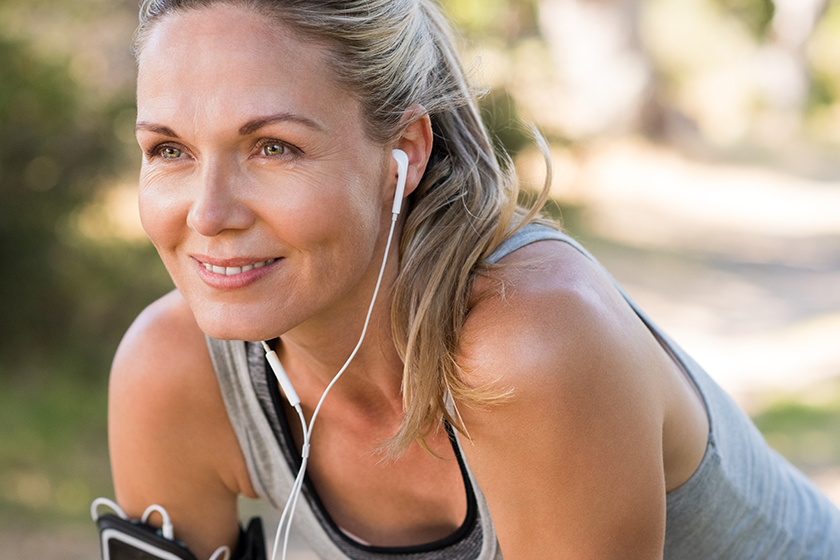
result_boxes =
[136,4,351,130]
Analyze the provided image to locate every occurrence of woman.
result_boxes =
[104,0,840,558]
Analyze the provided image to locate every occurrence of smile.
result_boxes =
[202,258,276,276]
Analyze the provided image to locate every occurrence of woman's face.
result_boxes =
[136,4,395,341]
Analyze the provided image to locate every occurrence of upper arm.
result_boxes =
[109,290,255,559]
[457,241,668,559]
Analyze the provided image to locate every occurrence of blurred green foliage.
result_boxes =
[0,35,101,364]
[0,33,172,383]
[712,0,775,38]
[0,1,172,529]
[480,87,534,160]
[752,381,840,470]
[442,0,539,43]
[808,0,840,110]
[0,375,112,526]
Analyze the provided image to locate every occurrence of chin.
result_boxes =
[192,304,283,343]
[199,323,276,343]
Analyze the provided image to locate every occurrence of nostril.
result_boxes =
[187,191,255,237]
[187,199,227,237]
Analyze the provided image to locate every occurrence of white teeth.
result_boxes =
[204,258,275,276]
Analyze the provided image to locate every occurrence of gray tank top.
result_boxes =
[207,225,840,559]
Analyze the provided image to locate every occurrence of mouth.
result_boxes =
[200,258,277,276]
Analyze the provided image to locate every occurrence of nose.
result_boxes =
[186,158,255,237]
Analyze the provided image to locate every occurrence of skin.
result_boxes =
[112,4,710,559]
[458,242,709,557]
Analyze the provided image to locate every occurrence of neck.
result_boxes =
[279,297,403,391]
[272,217,405,410]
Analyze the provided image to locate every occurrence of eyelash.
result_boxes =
[254,139,297,158]
[144,139,299,161]
[145,143,184,161]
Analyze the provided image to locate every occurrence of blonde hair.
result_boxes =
[136,0,554,455]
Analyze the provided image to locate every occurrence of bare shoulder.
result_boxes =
[457,238,669,558]
[461,237,661,393]
[111,289,215,389]
[110,290,219,445]
[109,290,253,557]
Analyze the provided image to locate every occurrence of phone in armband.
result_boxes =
[91,498,229,560]
[98,515,200,560]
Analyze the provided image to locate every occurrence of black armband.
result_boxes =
[93,498,266,560]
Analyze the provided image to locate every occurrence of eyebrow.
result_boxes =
[135,113,324,138]
[238,113,324,135]
[135,122,179,137]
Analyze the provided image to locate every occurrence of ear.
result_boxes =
[389,106,433,203]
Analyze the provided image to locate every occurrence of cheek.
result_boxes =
[138,180,187,263]
[261,169,381,247]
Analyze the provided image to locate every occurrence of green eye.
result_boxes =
[161,147,182,159]
[262,142,285,156]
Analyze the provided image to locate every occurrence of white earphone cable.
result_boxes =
[266,213,400,560]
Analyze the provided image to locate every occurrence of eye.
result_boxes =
[160,146,182,159]
[261,142,286,157]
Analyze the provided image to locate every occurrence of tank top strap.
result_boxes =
[487,224,575,264]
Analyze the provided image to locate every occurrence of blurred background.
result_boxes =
[0,0,838,557]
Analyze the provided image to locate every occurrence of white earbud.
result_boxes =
[391,149,408,215]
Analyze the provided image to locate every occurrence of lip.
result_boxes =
[192,254,282,289]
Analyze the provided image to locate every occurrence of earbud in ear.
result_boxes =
[391,149,408,215]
